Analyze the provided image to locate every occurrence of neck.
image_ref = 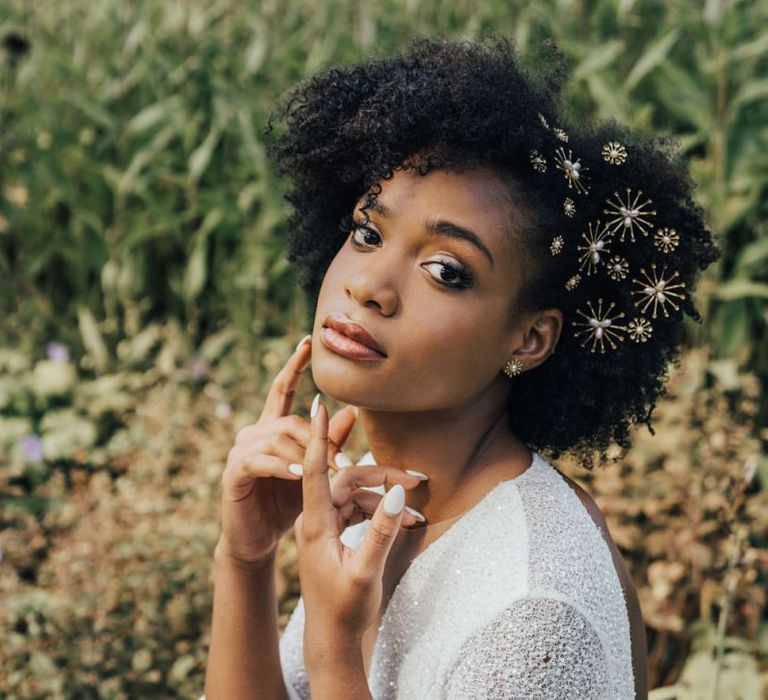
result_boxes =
[357,378,531,525]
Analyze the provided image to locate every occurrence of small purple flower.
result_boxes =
[47,342,70,363]
[188,355,210,382]
[19,434,44,463]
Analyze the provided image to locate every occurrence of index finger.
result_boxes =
[262,334,312,419]
[301,393,337,540]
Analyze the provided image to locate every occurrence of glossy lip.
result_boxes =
[321,312,387,358]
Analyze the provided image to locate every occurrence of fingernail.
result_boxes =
[310,392,321,418]
[334,452,353,469]
[295,334,312,352]
[405,469,429,481]
[352,405,359,418]
[288,463,303,476]
[383,484,405,515]
[404,505,426,522]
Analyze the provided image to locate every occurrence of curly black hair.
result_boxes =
[264,36,721,470]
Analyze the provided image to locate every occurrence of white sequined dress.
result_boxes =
[278,448,635,699]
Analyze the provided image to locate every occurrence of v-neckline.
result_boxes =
[372,449,543,637]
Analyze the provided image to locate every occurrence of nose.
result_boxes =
[344,264,399,316]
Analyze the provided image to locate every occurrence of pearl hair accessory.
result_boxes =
[554,146,590,194]
[603,188,657,243]
[529,114,687,354]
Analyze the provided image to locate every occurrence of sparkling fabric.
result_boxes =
[279,449,634,698]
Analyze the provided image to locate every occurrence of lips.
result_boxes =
[322,313,387,356]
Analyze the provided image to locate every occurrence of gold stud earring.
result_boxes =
[503,357,524,378]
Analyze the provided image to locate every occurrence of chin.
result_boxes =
[310,365,365,407]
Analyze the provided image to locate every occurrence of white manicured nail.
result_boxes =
[404,505,425,522]
[294,334,311,352]
[383,484,405,515]
[352,405,359,417]
[288,463,303,476]
[310,393,320,418]
[405,469,429,481]
[335,452,353,469]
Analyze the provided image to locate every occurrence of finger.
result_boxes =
[261,334,312,419]
[300,393,337,540]
[272,413,353,473]
[243,415,350,474]
[335,489,424,525]
[336,501,368,529]
[221,452,302,503]
[240,431,307,465]
[330,466,423,503]
[234,445,306,480]
[237,428,335,474]
[327,405,358,468]
[354,484,405,579]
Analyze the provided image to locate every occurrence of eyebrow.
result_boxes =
[363,198,495,268]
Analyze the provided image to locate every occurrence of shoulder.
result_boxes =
[444,596,616,699]
[556,468,611,534]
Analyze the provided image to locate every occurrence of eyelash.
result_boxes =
[349,223,474,290]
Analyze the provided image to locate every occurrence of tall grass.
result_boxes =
[1,0,766,392]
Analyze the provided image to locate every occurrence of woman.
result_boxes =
[202,37,720,699]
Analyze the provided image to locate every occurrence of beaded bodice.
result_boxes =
[279,450,635,699]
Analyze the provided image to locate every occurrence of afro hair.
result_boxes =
[264,35,721,469]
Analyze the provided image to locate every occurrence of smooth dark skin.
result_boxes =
[309,166,648,698]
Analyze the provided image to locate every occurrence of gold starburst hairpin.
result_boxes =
[654,227,679,253]
[606,255,630,281]
[631,263,686,319]
[538,113,549,129]
[565,274,582,291]
[603,188,657,242]
[554,147,590,194]
[563,198,576,218]
[627,317,653,342]
[577,220,613,276]
[602,141,627,165]
[550,236,564,255]
[530,150,547,173]
[573,298,627,353]
[553,128,569,143]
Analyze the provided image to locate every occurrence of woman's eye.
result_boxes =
[350,224,381,247]
[423,260,473,289]
[349,223,473,290]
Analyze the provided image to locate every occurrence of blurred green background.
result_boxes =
[1,0,766,697]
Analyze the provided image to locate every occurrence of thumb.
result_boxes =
[354,484,404,577]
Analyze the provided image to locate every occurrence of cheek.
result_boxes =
[399,303,506,389]
[316,249,346,299]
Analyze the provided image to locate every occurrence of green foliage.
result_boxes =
[1,0,767,696]
[1,0,766,390]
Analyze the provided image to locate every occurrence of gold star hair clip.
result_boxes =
[573,298,627,354]
[554,146,590,194]
[530,150,547,173]
[602,141,627,165]
[577,220,613,276]
[603,188,657,243]
[631,263,686,319]
[654,227,679,253]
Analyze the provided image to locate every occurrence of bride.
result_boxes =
[201,36,719,699]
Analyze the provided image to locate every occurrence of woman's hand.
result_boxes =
[216,335,358,568]
[295,393,420,652]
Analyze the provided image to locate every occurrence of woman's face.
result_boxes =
[311,166,539,411]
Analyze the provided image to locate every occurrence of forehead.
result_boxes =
[360,167,513,224]
[356,167,521,265]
